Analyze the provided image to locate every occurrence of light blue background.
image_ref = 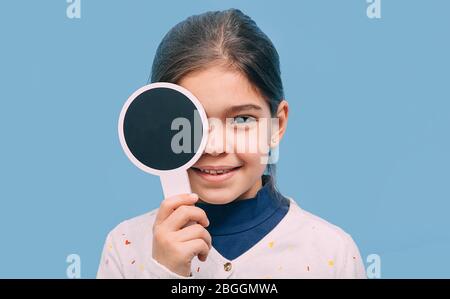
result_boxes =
[0,0,449,278]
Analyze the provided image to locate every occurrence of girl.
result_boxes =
[97,8,366,279]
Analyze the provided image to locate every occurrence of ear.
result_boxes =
[270,100,289,148]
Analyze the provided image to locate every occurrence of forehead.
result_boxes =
[178,66,270,117]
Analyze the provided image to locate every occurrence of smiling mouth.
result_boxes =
[190,166,242,176]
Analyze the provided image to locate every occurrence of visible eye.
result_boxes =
[231,115,257,125]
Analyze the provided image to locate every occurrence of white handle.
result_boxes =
[160,171,196,227]
[160,170,191,199]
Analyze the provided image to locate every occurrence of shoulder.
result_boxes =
[282,198,366,278]
[101,208,160,260]
[106,208,160,241]
[285,198,359,253]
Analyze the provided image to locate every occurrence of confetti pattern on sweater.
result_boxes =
[125,240,131,245]
[268,241,275,248]
[328,260,334,267]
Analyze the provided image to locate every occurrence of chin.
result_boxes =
[195,189,237,205]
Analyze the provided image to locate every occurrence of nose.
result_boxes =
[204,118,227,156]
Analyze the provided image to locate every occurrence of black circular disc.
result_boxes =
[123,87,203,171]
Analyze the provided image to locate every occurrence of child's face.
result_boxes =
[179,65,286,204]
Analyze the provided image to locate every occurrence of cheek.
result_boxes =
[229,127,271,155]
[236,152,267,174]
[229,127,271,171]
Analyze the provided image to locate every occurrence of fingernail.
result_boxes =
[190,193,199,199]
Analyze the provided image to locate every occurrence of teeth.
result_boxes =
[198,168,233,175]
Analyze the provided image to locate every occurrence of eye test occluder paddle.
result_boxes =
[118,82,209,199]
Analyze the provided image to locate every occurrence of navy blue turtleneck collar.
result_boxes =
[195,175,290,260]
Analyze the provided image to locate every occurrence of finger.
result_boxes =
[175,224,212,249]
[163,205,209,230]
[155,193,198,226]
[183,239,210,262]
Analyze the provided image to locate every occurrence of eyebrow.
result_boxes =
[224,104,263,115]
